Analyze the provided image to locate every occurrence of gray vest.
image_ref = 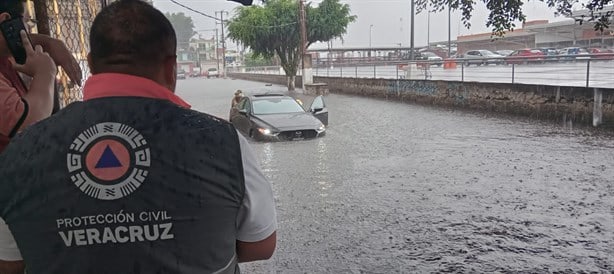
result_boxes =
[0,97,245,274]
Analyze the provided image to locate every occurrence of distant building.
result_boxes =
[189,38,218,62]
[457,18,614,54]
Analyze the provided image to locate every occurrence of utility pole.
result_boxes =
[409,0,415,61]
[448,5,451,58]
[216,11,229,77]
[427,10,430,49]
[299,0,312,89]
[215,29,220,72]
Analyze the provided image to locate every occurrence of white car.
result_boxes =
[420,52,443,66]
[206,68,219,78]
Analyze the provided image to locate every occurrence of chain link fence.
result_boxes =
[28,0,106,107]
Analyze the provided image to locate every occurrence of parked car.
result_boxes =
[176,69,186,80]
[419,51,443,67]
[494,50,514,56]
[229,93,328,141]
[505,49,546,65]
[535,47,558,61]
[559,47,590,61]
[206,68,220,78]
[587,48,614,60]
[401,50,424,61]
[190,68,201,77]
[461,50,504,66]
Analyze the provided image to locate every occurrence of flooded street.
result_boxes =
[177,78,613,273]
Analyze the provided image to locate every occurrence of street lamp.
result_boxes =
[369,24,374,48]
[369,24,374,59]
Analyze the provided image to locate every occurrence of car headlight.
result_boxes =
[316,125,326,133]
[258,128,271,135]
[258,128,278,136]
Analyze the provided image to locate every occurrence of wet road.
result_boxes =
[177,78,614,273]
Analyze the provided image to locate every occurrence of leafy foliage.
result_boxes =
[165,12,196,50]
[228,0,356,81]
[245,52,275,67]
[418,0,611,36]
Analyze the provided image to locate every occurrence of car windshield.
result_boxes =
[252,98,305,114]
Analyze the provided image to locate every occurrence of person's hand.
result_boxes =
[12,31,57,78]
[29,33,82,86]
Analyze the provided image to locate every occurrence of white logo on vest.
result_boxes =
[67,122,151,200]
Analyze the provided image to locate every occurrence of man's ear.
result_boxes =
[0,12,11,24]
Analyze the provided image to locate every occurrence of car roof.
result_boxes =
[248,92,289,100]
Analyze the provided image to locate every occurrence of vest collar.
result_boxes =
[82,73,191,108]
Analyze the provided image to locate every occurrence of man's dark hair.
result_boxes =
[89,0,176,76]
[0,0,25,18]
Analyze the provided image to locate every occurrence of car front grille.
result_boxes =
[278,130,318,140]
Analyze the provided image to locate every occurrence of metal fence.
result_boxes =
[231,55,614,89]
[29,0,104,107]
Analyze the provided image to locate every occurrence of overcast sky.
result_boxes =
[152,0,577,50]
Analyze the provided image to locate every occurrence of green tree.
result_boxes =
[228,0,356,90]
[165,12,196,50]
[245,52,275,67]
[421,0,612,37]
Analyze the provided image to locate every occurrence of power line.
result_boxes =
[169,0,219,21]
[169,0,300,29]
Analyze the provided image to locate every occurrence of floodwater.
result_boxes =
[178,78,614,273]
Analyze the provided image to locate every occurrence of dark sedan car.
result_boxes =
[229,93,328,141]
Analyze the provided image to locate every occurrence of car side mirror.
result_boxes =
[312,107,324,113]
[238,109,248,115]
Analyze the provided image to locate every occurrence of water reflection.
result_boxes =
[260,142,276,173]
[315,138,330,197]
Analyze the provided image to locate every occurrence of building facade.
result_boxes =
[456,7,614,54]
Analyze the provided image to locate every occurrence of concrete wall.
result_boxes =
[228,73,614,128]
[229,73,303,89]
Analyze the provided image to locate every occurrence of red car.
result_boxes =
[505,49,545,65]
[587,48,614,60]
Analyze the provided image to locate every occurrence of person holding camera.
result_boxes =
[0,1,82,273]
[0,0,82,154]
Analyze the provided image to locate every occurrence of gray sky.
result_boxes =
[152,0,576,50]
